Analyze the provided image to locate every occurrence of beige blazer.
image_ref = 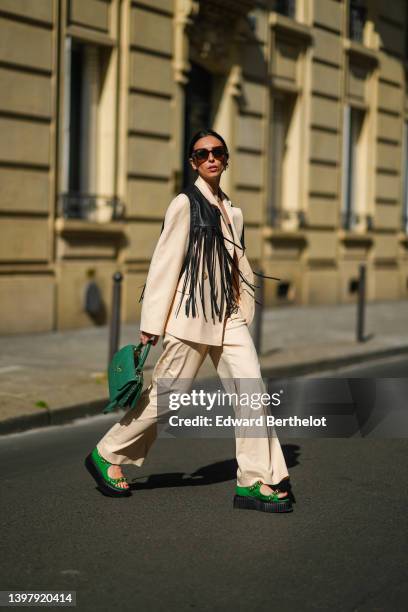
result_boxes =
[140,175,255,346]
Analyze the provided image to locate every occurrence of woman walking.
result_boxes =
[85,129,292,513]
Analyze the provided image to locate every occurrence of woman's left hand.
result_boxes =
[140,331,159,346]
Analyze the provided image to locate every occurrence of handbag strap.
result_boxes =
[134,339,154,372]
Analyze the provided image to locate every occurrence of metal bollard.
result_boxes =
[356,263,366,343]
[253,269,265,355]
[109,271,123,365]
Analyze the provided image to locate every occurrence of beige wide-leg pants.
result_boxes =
[97,308,289,487]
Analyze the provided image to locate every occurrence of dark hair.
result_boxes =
[188,128,230,164]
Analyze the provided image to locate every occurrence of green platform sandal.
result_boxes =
[84,447,131,498]
[233,480,293,513]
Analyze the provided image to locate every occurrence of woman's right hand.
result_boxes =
[140,331,159,346]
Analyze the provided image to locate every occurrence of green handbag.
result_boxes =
[103,340,154,414]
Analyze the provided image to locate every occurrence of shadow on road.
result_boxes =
[129,443,300,493]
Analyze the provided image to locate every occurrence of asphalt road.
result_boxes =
[1,356,407,611]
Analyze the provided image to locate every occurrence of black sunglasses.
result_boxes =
[191,146,226,162]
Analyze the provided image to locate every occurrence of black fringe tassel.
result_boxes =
[174,221,281,323]
[137,195,282,318]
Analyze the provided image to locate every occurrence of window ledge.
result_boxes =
[343,38,379,67]
[269,13,313,45]
[338,229,374,244]
[270,76,300,95]
[262,226,307,243]
[55,218,126,237]
[347,97,369,112]
[398,231,408,245]
[66,25,116,48]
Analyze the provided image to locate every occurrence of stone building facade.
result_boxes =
[0,0,407,334]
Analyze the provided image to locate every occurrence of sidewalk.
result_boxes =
[0,300,407,435]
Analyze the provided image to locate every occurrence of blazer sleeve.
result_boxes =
[139,193,190,336]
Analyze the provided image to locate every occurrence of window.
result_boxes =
[268,96,286,225]
[61,38,119,221]
[274,0,296,19]
[183,62,214,189]
[348,0,367,43]
[406,23,408,60]
[342,105,365,230]
[267,93,299,228]
[402,121,408,233]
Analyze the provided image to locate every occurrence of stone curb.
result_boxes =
[261,344,408,378]
[0,399,107,437]
[1,344,407,437]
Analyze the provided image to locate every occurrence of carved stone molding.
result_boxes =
[174,0,257,77]
[173,0,200,84]
[228,64,244,99]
